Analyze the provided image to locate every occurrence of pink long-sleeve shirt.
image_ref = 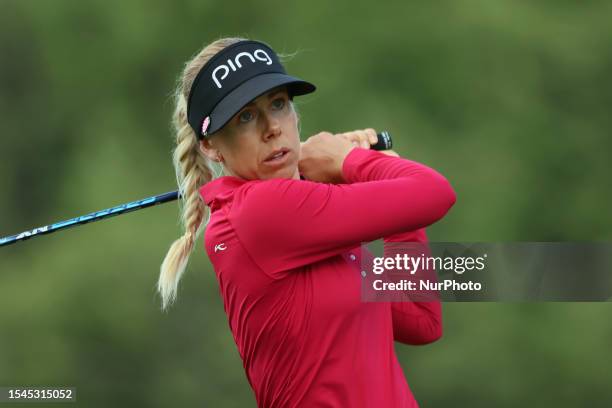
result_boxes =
[200,148,456,407]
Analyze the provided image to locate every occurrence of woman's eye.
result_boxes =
[272,98,285,110]
[239,110,253,123]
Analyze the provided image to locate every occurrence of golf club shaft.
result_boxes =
[0,191,179,247]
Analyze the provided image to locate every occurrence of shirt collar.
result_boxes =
[199,176,248,208]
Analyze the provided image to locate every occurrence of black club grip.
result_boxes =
[371,131,393,151]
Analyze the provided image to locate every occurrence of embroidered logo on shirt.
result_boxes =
[214,243,227,253]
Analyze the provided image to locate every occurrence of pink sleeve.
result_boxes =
[392,300,443,345]
[232,148,456,278]
[386,228,444,345]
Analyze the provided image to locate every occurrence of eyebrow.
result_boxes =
[242,89,285,108]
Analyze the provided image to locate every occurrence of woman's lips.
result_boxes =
[263,149,291,166]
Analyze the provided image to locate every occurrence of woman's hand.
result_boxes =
[298,131,356,183]
[299,128,396,183]
[339,128,400,157]
[337,128,378,149]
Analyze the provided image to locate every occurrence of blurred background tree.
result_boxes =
[1,0,611,407]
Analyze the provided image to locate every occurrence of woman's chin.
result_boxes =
[261,165,299,180]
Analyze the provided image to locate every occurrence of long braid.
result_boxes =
[158,37,246,310]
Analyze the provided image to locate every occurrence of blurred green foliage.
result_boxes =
[1,0,611,407]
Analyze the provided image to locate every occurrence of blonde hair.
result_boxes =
[158,37,246,310]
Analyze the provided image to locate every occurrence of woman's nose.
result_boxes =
[262,114,281,141]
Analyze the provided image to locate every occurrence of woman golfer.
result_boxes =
[159,37,456,407]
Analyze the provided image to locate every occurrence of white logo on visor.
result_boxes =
[211,49,273,89]
[214,243,227,252]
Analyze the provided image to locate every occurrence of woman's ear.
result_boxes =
[199,138,223,162]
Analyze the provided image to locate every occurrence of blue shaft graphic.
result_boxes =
[0,191,179,247]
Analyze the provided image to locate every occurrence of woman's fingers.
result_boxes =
[338,129,378,149]
[365,128,378,145]
[361,137,370,149]
[339,132,359,147]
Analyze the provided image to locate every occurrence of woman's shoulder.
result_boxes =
[231,177,327,216]
[237,177,315,197]
[201,176,305,206]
